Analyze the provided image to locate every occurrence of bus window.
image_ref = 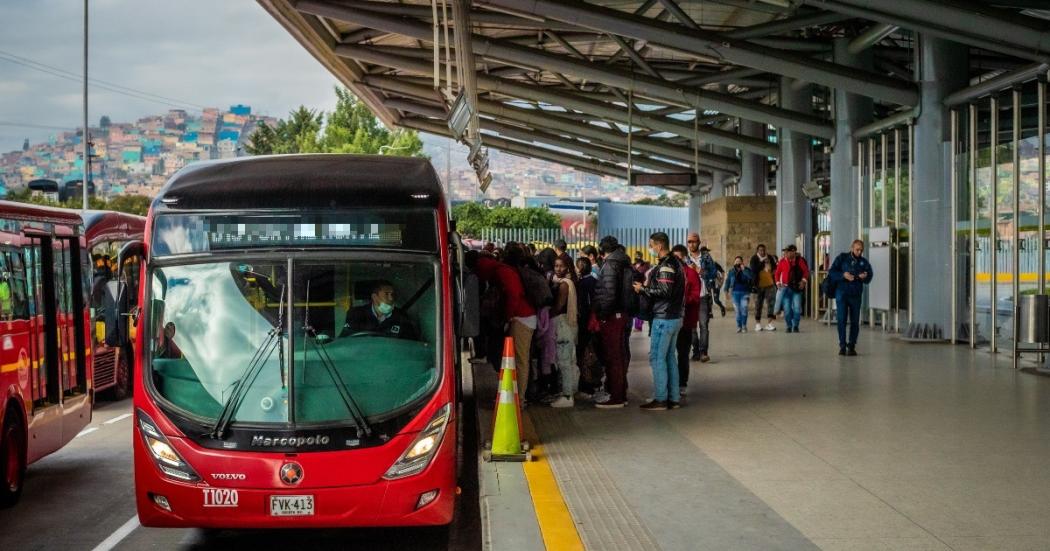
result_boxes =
[5,249,30,320]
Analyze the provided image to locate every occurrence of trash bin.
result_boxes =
[1017,294,1050,343]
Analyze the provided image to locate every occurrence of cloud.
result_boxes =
[0,0,340,152]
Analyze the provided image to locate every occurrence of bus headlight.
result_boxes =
[383,403,452,480]
[137,409,201,483]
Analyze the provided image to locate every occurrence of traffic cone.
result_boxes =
[484,337,530,462]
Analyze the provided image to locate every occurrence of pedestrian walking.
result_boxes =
[749,244,778,332]
[593,236,633,408]
[633,232,685,411]
[672,245,701,396]
[549,256,579,407]
[723,256,754,333]
[828,239,873,356]
[697,246,727,317]
[775,245,810,333]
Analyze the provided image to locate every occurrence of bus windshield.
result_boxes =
[146,256,439,428]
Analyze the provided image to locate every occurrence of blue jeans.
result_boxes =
[732,291,750,329]
[781,288,803,329]
[836,292,863,347]
[648,318,682,402]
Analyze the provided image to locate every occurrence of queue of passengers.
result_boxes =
[467,234,872,412]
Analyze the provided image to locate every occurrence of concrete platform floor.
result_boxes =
[529,315,1050,551]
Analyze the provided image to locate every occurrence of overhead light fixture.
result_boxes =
[447,92,472,141]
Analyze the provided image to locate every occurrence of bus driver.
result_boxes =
[340,280,418,340]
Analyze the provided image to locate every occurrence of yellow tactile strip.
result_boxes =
[526,408,658,551]
[521,412,585,551]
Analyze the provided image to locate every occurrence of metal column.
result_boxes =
[1040,81,1047,296]
[990,95,999,352]
[969,105,978,348]
[1012,88,1021,367]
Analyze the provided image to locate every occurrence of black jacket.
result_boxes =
[340,304,418,340]
[641,253,685,320]
[828,252,874,297]
[749,253,778,287]
[594,249,630,318]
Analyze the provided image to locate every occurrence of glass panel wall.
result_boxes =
[974,100,993,347]
[953,109,971,343]
[1018,81,1040,321]
[996,94,1014,350]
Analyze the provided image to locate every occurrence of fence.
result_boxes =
[480,226,690,263]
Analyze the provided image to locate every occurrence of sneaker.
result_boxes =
[679,386,688,396]
[539,393,558,405]
[700,354,710,363]
[765,323,776,331]
[690,353,702,361]
[640,400,668,411]
[736,327,742,333]
[839,347,847,356]
[550,396,574,408]
[594,400,625,409]
[667,401,681,410]
[755,323,763,332]
[592,389,611,403]
[574,391,594,402]
[847,346,858,356]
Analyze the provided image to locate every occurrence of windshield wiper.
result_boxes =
[210,283,286,440]
[302,279,373,438]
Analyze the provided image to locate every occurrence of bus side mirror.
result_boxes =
[116,240,145,346]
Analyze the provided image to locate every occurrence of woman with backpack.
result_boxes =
[723,256,754,333]
[774,244,810,333]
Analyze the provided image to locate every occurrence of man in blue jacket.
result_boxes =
[828,239,873,356]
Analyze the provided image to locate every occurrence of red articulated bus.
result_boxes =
[84,210,146,400]
[126,154,468,529]
[0,201,92,507]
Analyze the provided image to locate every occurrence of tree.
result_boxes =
[4,188,150,216]
[633,193,687,207]
[246,87,424,157]
[451,203,561,237]
[245,106,323,155]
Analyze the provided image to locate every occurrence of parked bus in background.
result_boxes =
[84,211,146,400]
[123,155,469,529]
[0,202,92,507]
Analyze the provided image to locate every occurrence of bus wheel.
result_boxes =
[0,408,26,508]
[110,354,132,401]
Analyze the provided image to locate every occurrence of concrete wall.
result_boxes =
[701,196,777,265]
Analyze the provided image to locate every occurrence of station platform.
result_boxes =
[474,315,1050,551]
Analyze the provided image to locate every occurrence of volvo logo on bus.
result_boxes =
[279,462,303,485]
[251,434,331,448]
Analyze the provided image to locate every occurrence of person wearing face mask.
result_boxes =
[723,256,754,333]
[341,280,418,340]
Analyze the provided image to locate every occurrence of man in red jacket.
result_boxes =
[774,244,810,333]
[672,245,701,396]
[469,252,538,397]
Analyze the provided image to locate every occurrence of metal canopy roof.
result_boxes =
[258,0,1047,191]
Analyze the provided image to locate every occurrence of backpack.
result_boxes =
[820,275,838,298]
[518,265,553,309]
[787,259,806,291]
[623,265,643,318]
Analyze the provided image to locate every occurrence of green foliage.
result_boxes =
[632,193,687,207]
[451,203,561,237]
[5,188,151,216]
[246,86,424,157]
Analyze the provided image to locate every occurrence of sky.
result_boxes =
[0,0,341,153]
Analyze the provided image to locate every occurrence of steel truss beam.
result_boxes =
[477,0,919,106]
[365,75,737,172]
[296,0,834,138]
[337,44,779,156]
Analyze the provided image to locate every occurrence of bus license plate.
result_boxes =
[270,495,314,517]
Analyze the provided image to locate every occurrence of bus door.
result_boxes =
[55,235,90,441]
[22,234,62,459]
[0,246,33,414]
